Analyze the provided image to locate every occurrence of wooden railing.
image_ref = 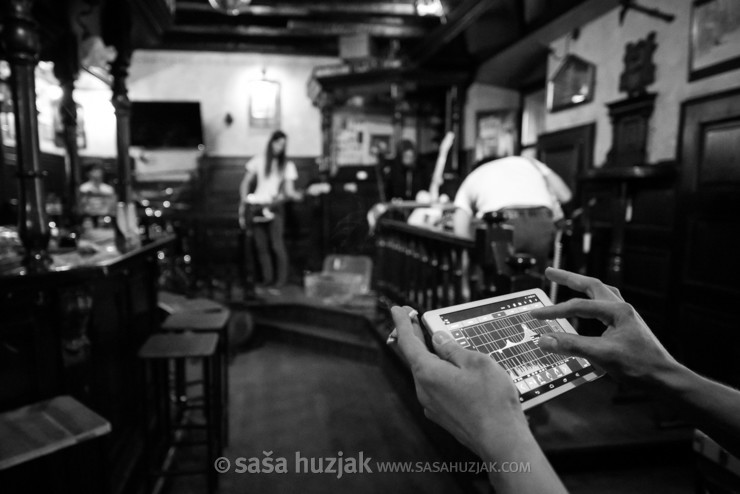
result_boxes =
[375,220,479,312]
[375,217,544,312]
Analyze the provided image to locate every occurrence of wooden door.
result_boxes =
[536,123,595,207]
[675,89,740,387]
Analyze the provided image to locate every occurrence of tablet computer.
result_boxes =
[422,289,603,410]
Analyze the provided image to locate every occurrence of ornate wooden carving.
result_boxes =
[105,0,139,252]
[390,83,408,160]
[110,49,132,205]
[447,85,463,172]
[619,31,656,98]
[2,0,51,271]
[605,92,656,168]
[606,32,659,168]
[53,34,82,224]
[317,91,334,176]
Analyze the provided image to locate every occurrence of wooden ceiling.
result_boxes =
[0,0,620,90]
[158,0,451,57]
[133,0,608,82]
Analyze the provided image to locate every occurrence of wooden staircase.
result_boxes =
[242,302,383,363]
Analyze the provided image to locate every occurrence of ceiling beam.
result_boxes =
[169,25,331,38]
[175,11,433,28]
[150,38,338,56]
[287,20,426,37]
[169,21,425,38]
[176,1,427,18]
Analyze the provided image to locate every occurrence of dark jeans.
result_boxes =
[252,207,288,286]
[501,207,555,272]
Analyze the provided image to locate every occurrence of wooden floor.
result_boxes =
[168,338,695,494]
[164,285,697,493]
[170,339,483,494]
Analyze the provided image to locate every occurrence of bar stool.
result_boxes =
[158,291,225,316]
[138,332,222,494]
[0,396,111,492]
[160,306,231,447]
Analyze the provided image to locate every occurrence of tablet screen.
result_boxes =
[436,292,599,405]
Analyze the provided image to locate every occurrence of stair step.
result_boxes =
[257,319,380,363]
[255,318,376,350]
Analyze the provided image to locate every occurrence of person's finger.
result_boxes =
[538,332,610,362]
[530,298,618,326]
[544,267,621,301]
[392,306,437,372]
[431,331,478,368]
[604,284,624,301]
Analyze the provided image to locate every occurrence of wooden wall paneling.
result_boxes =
[323,178,379,256]
[578,169,676,348]
[192,156,322,286]
[0,288,61,410]
[675,89,740,385]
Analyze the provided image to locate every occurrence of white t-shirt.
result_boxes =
[79,181,116,216]
[245,155,298,203]
[80,181,115,196]
[454,156,556,217]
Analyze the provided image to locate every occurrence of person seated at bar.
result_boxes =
[79,163,116,219]
[390,268,740,493]
[452,138,572,270]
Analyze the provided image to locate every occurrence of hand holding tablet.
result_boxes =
[422,288,603,410]
[391,268,740,493]
[390,305,530,459]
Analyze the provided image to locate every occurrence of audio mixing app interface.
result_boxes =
[440,294,595,402]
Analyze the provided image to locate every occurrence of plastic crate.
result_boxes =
[304,272,365,301]
[321,255,372,294]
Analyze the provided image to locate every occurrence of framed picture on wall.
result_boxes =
[689,0,740,81]
[248,78,281,128]
[547,55,596,112]
[475,110,518,160]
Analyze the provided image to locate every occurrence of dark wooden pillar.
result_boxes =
[390,83,410,199]
[53,38,82,224]
[110,48,138,252]
[318,91,334,176]
[447,85,464,173]
[2,0,51,271]
[316,91,334,261]
[390,83,407,161]
[102,0,138,251]
[110,51,132,206]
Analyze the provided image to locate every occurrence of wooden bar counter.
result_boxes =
[0,235,175,494]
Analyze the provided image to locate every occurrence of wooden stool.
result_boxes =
[158,291,225,316]
[161,307,231,447]
[138,333,222,494]
[0,396,111,493]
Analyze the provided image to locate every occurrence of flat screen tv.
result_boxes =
[130,101,204,148]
